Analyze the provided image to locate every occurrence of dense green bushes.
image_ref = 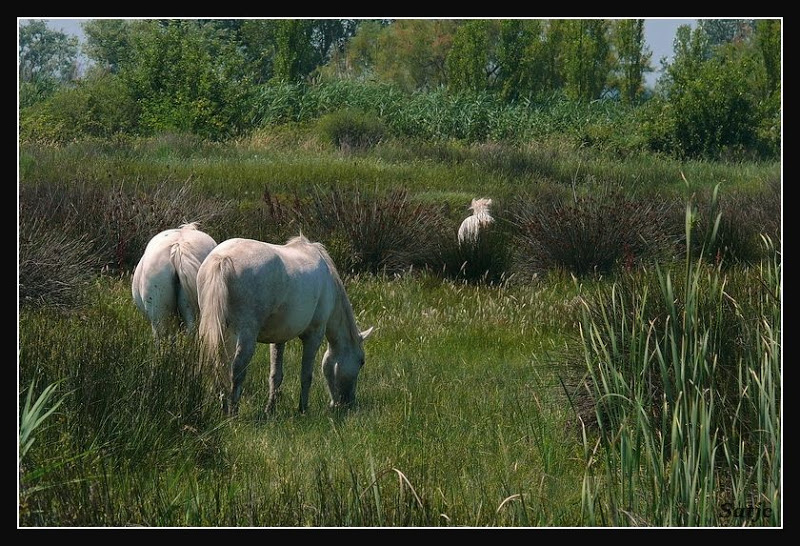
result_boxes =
[20,76,779,160]
[19,19,780,160]
[318,108,387,152]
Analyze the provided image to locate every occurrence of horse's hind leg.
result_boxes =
[266,342,285,414]
[176,285,197,333]
[227,335,256,416]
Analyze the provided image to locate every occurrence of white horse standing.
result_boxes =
[132,223,217,339]
[458,198,494,245]
[196,235,374,415]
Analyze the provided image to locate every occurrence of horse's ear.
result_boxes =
[360,327,375,341]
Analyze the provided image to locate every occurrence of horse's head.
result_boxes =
[322,327,374,408]
[469,198,493,215]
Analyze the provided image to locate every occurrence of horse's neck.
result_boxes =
[325,285,359,349]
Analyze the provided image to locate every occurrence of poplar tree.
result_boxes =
[562,19,612,101]
[612,19,652,103]
[446,20,491,93]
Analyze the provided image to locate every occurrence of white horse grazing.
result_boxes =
[458,198,494,245]
[132,223,217,339]
[196,235,374,415]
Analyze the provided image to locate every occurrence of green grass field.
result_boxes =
[18,135,781,527]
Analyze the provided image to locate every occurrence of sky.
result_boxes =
[25,18,699,88]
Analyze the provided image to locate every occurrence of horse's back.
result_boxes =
[197,237,334,343]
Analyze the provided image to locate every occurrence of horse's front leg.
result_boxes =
[298,331,324,413]
[266,342,285,413]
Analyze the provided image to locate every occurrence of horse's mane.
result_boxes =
[470,198,493,216]
[179,222,201,231]
[286,235,362,344]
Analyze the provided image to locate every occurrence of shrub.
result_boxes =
[19,178,226,276]
[19,72,139,144]
[512,186,678,277]
[317,108,387,152]
[18,202,102,309]
[692,180,782,265]
[291,186,447,275]
[647,48,772,160]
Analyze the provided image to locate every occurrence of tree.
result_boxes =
[330,20,384,79]
[612,19,652,103]
[651,21,775,159]
[541,20,568,93]
[373,20,458,91]
[272,19,315,82]
[494,19,550,101]
[83,19,136,74]
[18,20,79,84]
[660,24,710,92]
[561,19,612,101]
[755,19,781,99]
[446,20,492,93]
[309,19,361,69]
[698,19,756,48]
[119,20,253,138]
[233,19,279,84]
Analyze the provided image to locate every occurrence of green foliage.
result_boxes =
[649,21,780,160]
[17,138,781,526]
[119,20,255,139]
[611,19,652,103]
[756,20,781,99]
[325,20,385,80]
[18,19,780,161]
[561,20,613,101]
[18,20,80,108]
[446,20,492,93]
[273,19,315,82]
[495,20,550,102]
[82,19,136,73]
[19,379,67,464]
[699,19,755,48]
[371,20,457,92]
[657,49,763,159]
[19,79,60,111]
[318,108,387,151]
[18,20,79,85]
[20,71,139,142]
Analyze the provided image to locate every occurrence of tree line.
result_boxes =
[18,18,781,159]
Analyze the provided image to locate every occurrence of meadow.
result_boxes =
[18,131,781,527]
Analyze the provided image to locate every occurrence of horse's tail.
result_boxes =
[197,254,234,370]
[170,241,205,328]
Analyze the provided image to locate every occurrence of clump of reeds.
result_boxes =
[576,187,781,526]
